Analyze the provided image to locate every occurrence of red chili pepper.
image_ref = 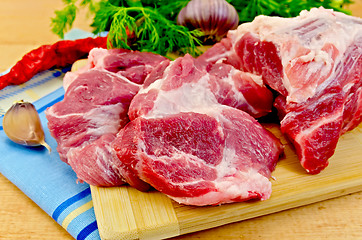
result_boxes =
[0,36,108,90]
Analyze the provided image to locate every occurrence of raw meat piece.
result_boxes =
[67,133,122,186]
[112,54,284,205]
[83,48,167,84]
[46,69,139,186]
[207,62,274,118]
[199,7,362,174]
[274,34,362,173]
[63,48,167,90]
[47,48,167,186]
[113,108,283,206]
[129,54,274,120]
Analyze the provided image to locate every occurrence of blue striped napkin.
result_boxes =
[0,29,102,240]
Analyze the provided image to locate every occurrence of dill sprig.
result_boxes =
[51,2,77,39]
[51,0,202,56]
[93,1,203,56]
[51,0,353,56]
[228,0,353,22]
[51,0,97,39]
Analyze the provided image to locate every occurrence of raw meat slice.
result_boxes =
[129,54,274,120]
[46,69,139,186]
[199,7,362,174]
[113,108,283,206]
[82,48,167,84]
[63,48,167,90]
[67,133,123,186]
[274,34,362,173]
[47,48,167,186]
[112,54,284,205]
[207,62,274,118]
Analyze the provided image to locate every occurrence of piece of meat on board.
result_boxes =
[63,48,167,90]
[199,7,362,174]
[46,49,167,186]
[112,54,284,205]
[129,54,274,120]
[113,108,283,206]
[46,69,139,186]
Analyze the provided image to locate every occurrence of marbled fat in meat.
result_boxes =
[129,55,274,120]
[46,49,167,186]
[112,54,283,205]
[199,7,362,174]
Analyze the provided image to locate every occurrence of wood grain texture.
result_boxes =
[92,124,362,239]
[91,186,180,240]
[0,1,361,240]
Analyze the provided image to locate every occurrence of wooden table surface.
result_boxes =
[0,1,361,239]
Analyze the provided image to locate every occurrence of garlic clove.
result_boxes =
[2,100,51,152]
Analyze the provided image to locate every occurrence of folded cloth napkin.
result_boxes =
[0,29,102,240]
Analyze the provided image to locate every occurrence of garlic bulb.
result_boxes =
[2,100,51,152]
[177,0,239,41]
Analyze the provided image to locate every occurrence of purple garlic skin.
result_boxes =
[177,0,239,40]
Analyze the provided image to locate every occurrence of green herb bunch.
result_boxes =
[229,0,353,22]
[51,0,353,56]
[52,0,202,56]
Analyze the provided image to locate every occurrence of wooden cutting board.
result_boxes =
[91,123,362,240]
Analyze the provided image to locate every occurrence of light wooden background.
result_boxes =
[0,1,361,239]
